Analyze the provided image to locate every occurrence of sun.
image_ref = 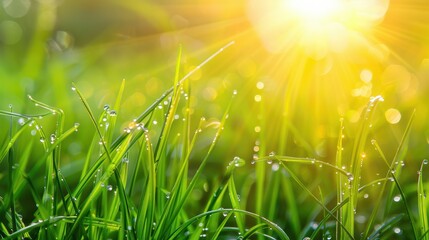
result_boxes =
[285,0,343,22]
[248,0,390,58]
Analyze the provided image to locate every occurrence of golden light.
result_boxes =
[284,0,343,22]
[247,0,390,58]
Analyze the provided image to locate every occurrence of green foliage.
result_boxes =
[1,43,429,240]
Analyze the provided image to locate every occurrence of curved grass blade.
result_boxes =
[418,159,429,240]
[367,214,404,240]
[168,208,290,240]
[363,110,416,239]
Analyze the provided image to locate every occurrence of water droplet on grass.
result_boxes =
[18,118,25,125]
[232,156,245,167]
[393,227,401,234]
[50,134,56,144]
[272,163,280,171]
[393,195,401,202]
[423,159,428,165]
[40,137,45,143]
[71,86,76,91]
[107,185,113,191]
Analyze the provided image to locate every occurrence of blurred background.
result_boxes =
[1,0,429,206]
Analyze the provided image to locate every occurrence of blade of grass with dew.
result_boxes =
[310,176,397,239]
[68,83,135,237]
[362,110,416,239]
[7,105,17,233]
[346,95,384,238]
[4,216,77,240]
[13,123,81,218]
[366,214,404,239]
[154,116,206,239]
[67,131,133,237]
[420,173,429,238]
[155,91,235,239]
[189,168,231,240]
[28,96,68,236]
[168,208,289,240]
[153,46,183,227]
[227,165,246,234]
[335,118,345,240]
[135,130,156,239]
[0,115,33,163]
[274,160,354,239]
[209,211,234,240]
[382,112,414,220]
[418,159,429,240]
[29,95,69,223]
[241,223,270,239]
[366,138,416,239]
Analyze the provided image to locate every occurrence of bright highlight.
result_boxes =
[286,0,342,21]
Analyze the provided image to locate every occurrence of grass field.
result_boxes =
[1,0,429,239]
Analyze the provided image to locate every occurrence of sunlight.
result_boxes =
[285,0,342,22]
[248,0,390,57]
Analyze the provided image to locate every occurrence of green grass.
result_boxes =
[1,42,429,240]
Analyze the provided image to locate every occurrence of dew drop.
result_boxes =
[233,156,245,167]
[124,127,131,133]
[109,110,117,116]
[393,195,401,202]
[423,159,428,165]
[272,163,280,171]
[153,120,158,125]
[393,227,401,234]
[18,118,25,126]
[233,90,238,95]
[40,137,45,143]
[347,173,354,181]
[71,86,76,91]
[222,211,228,217]
[103,104,110,111]
[107,185,113,191]
[50,134,56,144]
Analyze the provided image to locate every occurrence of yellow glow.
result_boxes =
[248,0,390,58]
[285,0,342,22]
